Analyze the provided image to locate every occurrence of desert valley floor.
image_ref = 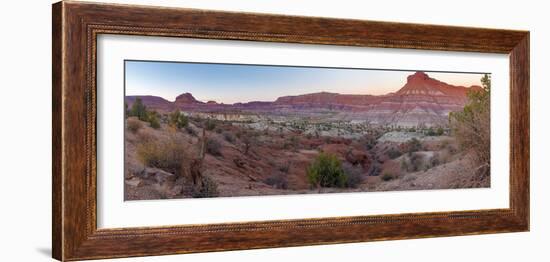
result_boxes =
[124,72,490,200]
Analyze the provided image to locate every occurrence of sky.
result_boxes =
[125,60,486,104]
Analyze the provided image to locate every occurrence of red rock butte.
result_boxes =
[126,71,484,127]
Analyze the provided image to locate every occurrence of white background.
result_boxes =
[0,0,547,261]
[98,35,509,228]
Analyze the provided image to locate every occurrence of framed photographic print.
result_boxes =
[52,1,529,261]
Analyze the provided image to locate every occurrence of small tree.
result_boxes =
[449,74,491,177]
[169,110,188,129]
[307,152,347,188]
[130,98,148,121]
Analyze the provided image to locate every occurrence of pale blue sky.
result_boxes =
[125,60,485,104]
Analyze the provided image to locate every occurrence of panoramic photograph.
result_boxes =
[123,60,491,200]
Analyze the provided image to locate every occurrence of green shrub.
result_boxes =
[137,136,187,176]
[381,172,394,181]
[426,128,437,136]
[449,74,491,178]
[206,138,222,156]
[126,117,143,133]
[169,110,188,129]
[146,111,160,129]
[191,176,219,198]
[307,152,347,188]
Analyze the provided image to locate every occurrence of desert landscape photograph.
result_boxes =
[124,60,491,200]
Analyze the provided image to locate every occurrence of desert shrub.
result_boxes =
[204,119,217,131]
[222,131,235,143]
[425,127,437,136]
[307,152,347,188]
[206,138,222,156]
[191,176,219,198]
[128,98,161,130]
[400,153,425,172]
[449,74,491,177]
[137,136,187,176]
[185,126,197,136]
[126,117,143,133]
[265,173,288,189]
[429,153,441,168]
[168,110,188,129]
[409,153,424,172]
[343,163,363,188]
[386,147,402,159]
[361,133,378,150]
[381,171,395,181]
[404,138,422,155]
[368,164,382,176]
[146,111,161,129]
[241,131,258,155]
[278,162,290,173]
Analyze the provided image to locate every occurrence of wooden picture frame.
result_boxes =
[52,1,529,261]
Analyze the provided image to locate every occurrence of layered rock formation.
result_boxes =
[125,71,483,127]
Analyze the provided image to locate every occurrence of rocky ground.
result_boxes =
[124,116,489,201]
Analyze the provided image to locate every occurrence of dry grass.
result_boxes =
[206,138,222,156]
[126,117,143,133]
[137,135,188,176]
